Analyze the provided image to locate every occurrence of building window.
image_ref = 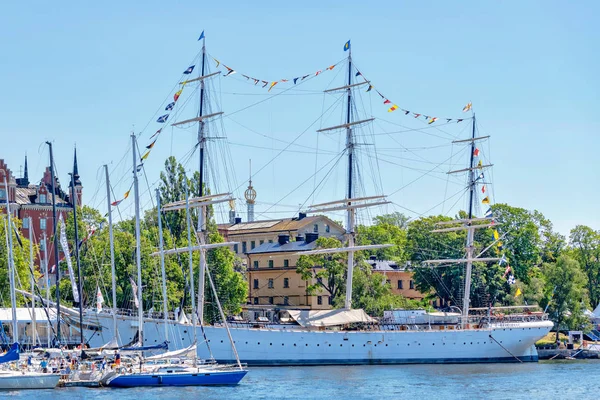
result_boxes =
[22,218,29,229]
[253,279,259,289]
[268,279,274,289]
[40,219,46,230]
[242,242,247,253]
[386,279,391,286]
[397,280,403,289]
[283,259,289,268]
[268,297,274,305]
[313,224,318,232]
[410,280,415,289]
[328,296,333,305]
[233,244,239,254]
[284,296,289,306]
[268,260,274,268]
[317,296,322,305]
[0,189,6,200]
[325,224,330,233]
[268,239,273,244]
[251,241,256,250]
[283,278,289,288]
[253,297,259,305]
[39,194,47,204]
[260,240,264,245]
[40,241,45,251]
[253,261,259,269]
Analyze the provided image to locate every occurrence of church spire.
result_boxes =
[72,146,81,186]
[23,154,28,184]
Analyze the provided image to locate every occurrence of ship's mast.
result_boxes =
[344,50,355,310]
[197,34,207,324]
[426,114,500,328]
[131,133,144,346]
[308,44,390,310]
[46,141,61,346]
[104,164,118,343]
[462,115,477,324]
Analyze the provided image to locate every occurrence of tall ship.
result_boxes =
[16,34,553,364]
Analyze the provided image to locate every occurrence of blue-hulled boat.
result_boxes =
[104,364,247,387]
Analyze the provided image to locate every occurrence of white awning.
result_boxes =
[287,309,375,327]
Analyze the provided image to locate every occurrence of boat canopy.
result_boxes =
[0,343,19,364]
[287,309,375,327]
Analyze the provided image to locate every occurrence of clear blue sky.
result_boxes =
[0,1,597,237]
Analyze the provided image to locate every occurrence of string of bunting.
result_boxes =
[210,56,340,92]
[356,66,472,123]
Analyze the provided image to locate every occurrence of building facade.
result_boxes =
[367,259,426,301]
[245,232,333,313]
[0,154,82,274]
[218,213,344,259]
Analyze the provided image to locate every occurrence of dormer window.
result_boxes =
[39,194,47,204]
[313,224,318,233]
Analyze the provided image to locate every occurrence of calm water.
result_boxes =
[3,361,599,399]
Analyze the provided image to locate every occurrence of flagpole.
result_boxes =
[46,141,61,346]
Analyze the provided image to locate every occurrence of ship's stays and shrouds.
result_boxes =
[8,35,552,367]
[66,38,553,365]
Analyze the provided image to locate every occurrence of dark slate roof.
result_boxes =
[246,240,318,255]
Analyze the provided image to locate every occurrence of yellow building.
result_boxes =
[218,213,345,259]
[366,258,426,301]
[246,233,334,311]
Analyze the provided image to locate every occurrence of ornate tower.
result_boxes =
[70,147,83,205]
[16,155,29,187]
[244,160,256,222]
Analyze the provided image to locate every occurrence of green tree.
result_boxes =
[0,216,34,307]
[540,255,588,340]
[296,237,347,304]
[372,212,409,229]
[568,225,600,308]
[356,220,408,262]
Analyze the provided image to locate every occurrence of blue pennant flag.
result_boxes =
[344,40,350,51]
[485,208,493,218]
[198,31,205,41]
[293,77,299,84]
[355,71,362,77]
[157,114,169,123]
[183,65,195,74]
[165,102,175,111]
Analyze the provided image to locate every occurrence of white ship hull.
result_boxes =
[83,312,552,365]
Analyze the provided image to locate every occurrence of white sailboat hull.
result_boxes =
[84,312,552,365]
[0,371,60,390]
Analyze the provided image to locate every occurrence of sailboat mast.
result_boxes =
[2,174,18,343]
[104,165,118,342]
[70,171,84,347]
[197,35,207,324]
[29,217,36,347]
[46,141,61,346]
[184,183,197,340]
[43,232,50,347]
[462,114,477,326]
[343,50,355,310]
[131,133,144,345]
[156,189,169,343]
